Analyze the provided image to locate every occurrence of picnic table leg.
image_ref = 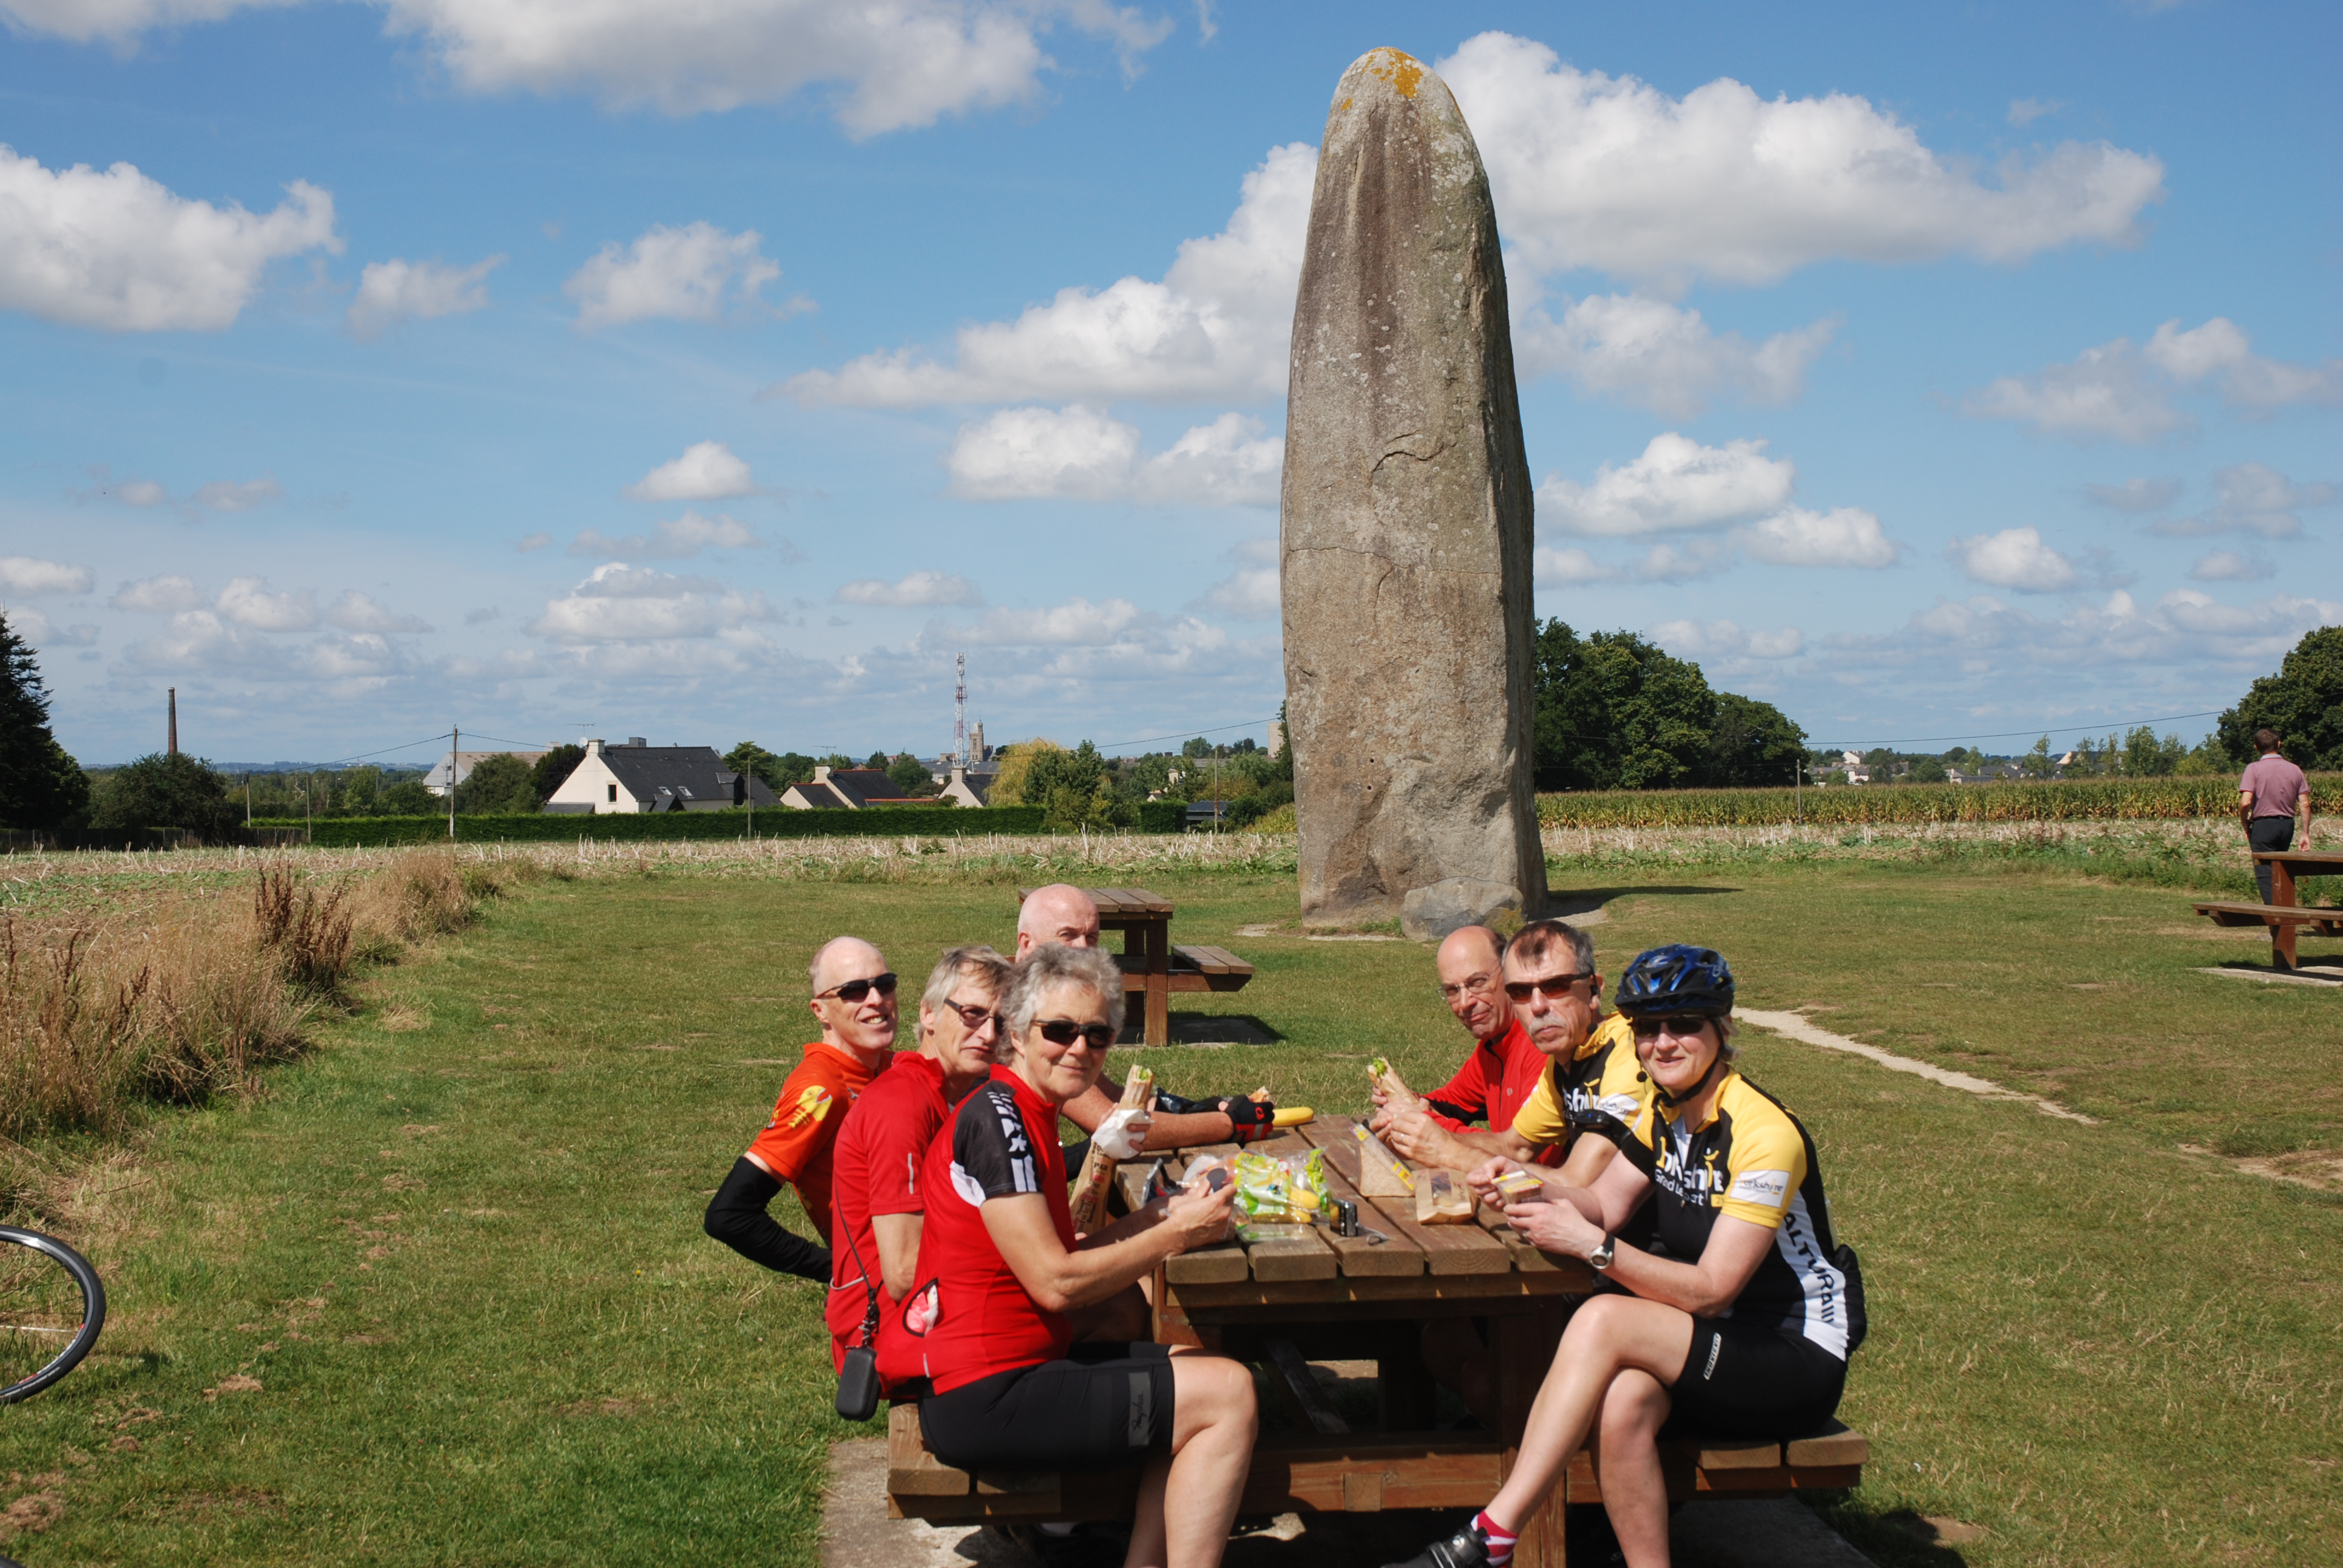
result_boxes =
[1144,918,1170,1047]
[2270,858,2298,970]
[1492,1312,1571,1567]
[1376,1322,1438,1431]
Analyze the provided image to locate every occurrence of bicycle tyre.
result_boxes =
[0,1226,106,1403]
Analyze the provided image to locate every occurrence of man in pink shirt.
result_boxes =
[2239,727,2313,905]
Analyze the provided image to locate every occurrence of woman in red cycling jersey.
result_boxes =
[886,942,1255,1568]
[1388,945,1863,1568]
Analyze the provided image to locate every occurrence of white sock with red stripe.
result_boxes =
[1472,1510,1518,1566]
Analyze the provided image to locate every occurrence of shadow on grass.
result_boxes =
[1114,1013,1284,1047]
[1812,1498,1980,1567]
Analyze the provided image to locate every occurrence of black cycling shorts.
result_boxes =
[1662,1318,1845,1440]
[919,1341,1175,1473]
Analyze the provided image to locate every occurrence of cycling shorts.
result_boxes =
[1663,1316,1845,1441]
[917,1341,1175,1473]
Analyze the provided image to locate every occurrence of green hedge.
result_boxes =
[267,806,1050,847]
[1535,773,2341,829]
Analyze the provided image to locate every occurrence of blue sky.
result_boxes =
[1,0,2335,767]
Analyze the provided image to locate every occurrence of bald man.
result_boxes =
[1371,925,1570,1172]
[703,935,900,1281]
[1016,883,1277,1149]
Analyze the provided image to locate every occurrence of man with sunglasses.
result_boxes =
[824,945,1011,1382]
[704,936,901,1281]
[1016,883,1281,1150]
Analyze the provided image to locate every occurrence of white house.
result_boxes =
[542,738,779,814]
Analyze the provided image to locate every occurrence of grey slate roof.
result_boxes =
[597,745,780,811]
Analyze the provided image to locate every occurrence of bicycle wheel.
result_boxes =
[0,1226,106,1403]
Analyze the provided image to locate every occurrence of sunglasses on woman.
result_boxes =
[1035,1018,1116,1049]
[1629,1013,1716,1039]
[816,973,897,1004]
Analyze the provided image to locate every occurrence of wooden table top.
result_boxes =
[2254,850,2343,871]
[1017,885,1175,918]
[1138,1114,1592,1310]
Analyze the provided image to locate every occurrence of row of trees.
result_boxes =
[1530,620,1807,792]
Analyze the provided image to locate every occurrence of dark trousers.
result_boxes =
[2250,816,2295,904]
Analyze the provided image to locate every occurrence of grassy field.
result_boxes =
[1,845,2337,1566]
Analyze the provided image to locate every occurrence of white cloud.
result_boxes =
[464,606,501,625]
[0,145,338,331]
[2007,97,2064,126]
[0,557,94,595]
[112,574,204,612]
[1634,540,1728,581]
[1967,318,2342,442]
[2084,475,2183,513]
[528,561,772,643]
[191,475,282,512]
[516,531,552,552]
[569,510,765,558]
[216,575,317,630]
[1532,547,1614,586]
[4,607,98,646]
[1202,566,1279,618]
[2148,462,2338,538]
[922,595,1245,681]
[622,440,761,501]
[566,223,783,329]
[1438,31,2164,287]
[326,590,431,633]
[346,253,502,339]
[1735,506,1900,569]
[946,405,1281,506]
[835,570,982,608]
[73,466,169,506]
[1946,526,2080,592]
[1541,433,1794,537]
[1650,619,1804,661]
[1512,293,1837,419]
[786,142,1314,407]
[2187,550,2272,583]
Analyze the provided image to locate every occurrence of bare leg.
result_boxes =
[1123,1350,1256,1568]
[1480,1295,1694,1535]
[1595,1370,1673,1567]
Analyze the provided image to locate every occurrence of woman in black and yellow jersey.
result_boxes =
[1388,945,1864,1568]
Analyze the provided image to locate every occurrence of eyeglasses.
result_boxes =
[945,999,1002,1034]
[816,973,897,1004]
[1629,1014,1715,1039]
[1438,973,1501,1001]
[1503,972,1591,1002]
[1034,1018,1116,1049]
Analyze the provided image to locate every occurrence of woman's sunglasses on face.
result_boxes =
[1630,1013,1715,1040]
[818,973,897,1004]
[1034,1018,1116,1049]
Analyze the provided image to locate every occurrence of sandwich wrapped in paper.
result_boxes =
[1352,1124,1416,1197]
[1366,1055,1417,1105]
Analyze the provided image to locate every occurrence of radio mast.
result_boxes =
[953,652,969,768]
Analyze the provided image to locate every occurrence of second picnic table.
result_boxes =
[2192,849,2343,970]
[1017,885,1253,1046]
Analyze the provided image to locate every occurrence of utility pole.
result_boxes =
[448,726,458,841]
[168,687,178,755]
[953,652,968,769]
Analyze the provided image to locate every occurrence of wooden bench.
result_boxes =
[1113,944,1256,995]
[886,1403,1870,1522]
[2192,849,2343,970]
[1018,886,1254,1045]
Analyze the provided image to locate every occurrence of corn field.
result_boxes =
[1535,774,2339,829]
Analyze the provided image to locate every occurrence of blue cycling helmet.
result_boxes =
[1614,944,1735,1018]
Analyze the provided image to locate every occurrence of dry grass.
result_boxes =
[0,851,489,1145]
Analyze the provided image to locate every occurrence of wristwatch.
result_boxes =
[1588,1238,1616,1272]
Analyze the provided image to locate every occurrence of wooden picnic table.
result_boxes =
[887,1111,1870,1564]
[1016,885,1253,1046]
[2194,849,2343,970]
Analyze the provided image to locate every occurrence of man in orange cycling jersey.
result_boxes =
[703,935,899,1281]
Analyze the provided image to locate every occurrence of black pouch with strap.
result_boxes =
[833,1223,883,1422]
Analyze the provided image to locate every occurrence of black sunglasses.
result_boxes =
[1629,1013,1717,1039]
[1035,1018,1116,1049]
[1503,972,1592,1002]
[945,1000,1003,1033]
[817,973,897,1004]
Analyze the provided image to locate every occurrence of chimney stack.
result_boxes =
[168,687,178,755]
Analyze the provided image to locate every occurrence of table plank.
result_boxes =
[1242,1224,1339,1282]
[1303,1117,1514,1277]
[1293,1128,1426,1279]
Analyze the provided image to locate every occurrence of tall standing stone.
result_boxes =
[1280,47,1545,936]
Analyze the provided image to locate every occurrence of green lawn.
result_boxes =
[2,858,2336,1566]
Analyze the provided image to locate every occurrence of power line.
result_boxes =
[293,731,454,768]
[1095,716,1279,753]
[1811,710,2224,750]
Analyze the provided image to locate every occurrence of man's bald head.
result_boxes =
[809,935,887,993]
[1435,924,1509,1042]
[1016,884,1101,960]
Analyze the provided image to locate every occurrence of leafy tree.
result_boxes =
[865,750,889,769]
[0,613,89,830]
[1705,692,1807,787]
[339,766,383,815]
[1531,621,1716,791]
[985,740,1054,807]
[1181,736,1213,759]
[2217,626,2343,770]
[454,753,539,814]
[2019,735,2054,779]
[381,779,437,815]
[723,741,816,791]
[531,743,586,803]
[886,754,939,796]
[89,753,240,837]
[1906,754,1948,783]
[818,753,856,771]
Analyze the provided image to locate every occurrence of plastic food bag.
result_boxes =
[1231,1148,1331,1225]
